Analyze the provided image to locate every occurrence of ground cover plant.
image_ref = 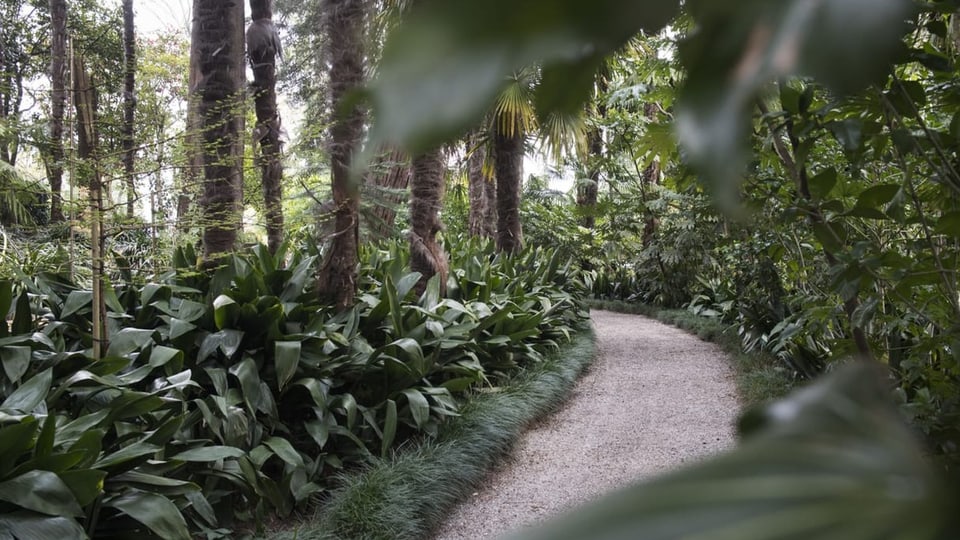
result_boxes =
[0,237,589,538]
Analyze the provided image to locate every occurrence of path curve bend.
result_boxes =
[433,309,740,540]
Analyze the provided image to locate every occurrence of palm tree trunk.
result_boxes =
[194,0,245,265]
[367,147,409,240]
[641,103,660,246]
[47,0,67,223]
[178,3,203,232]
[578,64,609,230]
[409,149,448,294]
[494,115,524,253]
[248,0,284,254]
[121,0,136,218]
[467,132,493,239]
[316,0,367,309]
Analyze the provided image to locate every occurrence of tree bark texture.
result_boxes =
[122,0,137,218]
[317,0,367,310]
[409,149,448,295]
[578,66,608,230]
[467,133,495,239]
[47,0,67,223]
[178,1,204,231]
[193,0,245,265]
[641,103,661,246]
[494,116,524,254]
[367,147,409,240]
[248,0,284,254]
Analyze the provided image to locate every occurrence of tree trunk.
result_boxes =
[47,0,67,223]
[467,132,494,239]
[409,149,448,294]
[367,147,409,240]
[641,103,661,246]
[494,115,524,253]
[316,0,367,310]
[193,0,245,265]
[178,2,204,231]
[121,0,136,218]
[248,0,284,254]
[73,55,107,358]
[578,66,608,230]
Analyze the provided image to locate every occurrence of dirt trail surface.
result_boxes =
[433,310,740,540]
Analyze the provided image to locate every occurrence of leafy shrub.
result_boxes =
[0,236,589,537]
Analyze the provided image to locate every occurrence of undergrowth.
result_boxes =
[266,324,596,540]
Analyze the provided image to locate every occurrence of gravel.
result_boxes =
[432,310,740,540]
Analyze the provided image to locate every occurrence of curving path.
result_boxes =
[432,310,740,540]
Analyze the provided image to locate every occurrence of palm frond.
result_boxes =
[0,160,38,227]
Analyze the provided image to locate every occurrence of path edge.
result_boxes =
[265,323,597,540]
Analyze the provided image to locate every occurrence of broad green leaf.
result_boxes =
[1,368,52,413]
[0,419,39,477]
[58,469,106,507]
[11,292,31,335]
[0,470,82,516]
[514,364,949,540]
[935,211,960,239]
[229,356,263,414]
[367,0,678,156]
[0,511,87,539]
[807,168,837,200]
[0,345,30,384]
[170,445,246,462]
[0,280,12,337]
[263,437,304,468]
[274,341,301,391]
[213,294,237,330]
[401,388,430,429]
[167,318,196,341]
[35,413,56,458]
[380,399,398,459]
[177,299,207,323]
[93,440,160,470]
[146,345,183,368]
[105,328,155,358]
[60,291,92,319]
[855,184,901,210]
[106,489,191,540]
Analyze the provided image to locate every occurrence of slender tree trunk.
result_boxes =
[248,0,284,253]
[178,3,204,231]
[73,56,107,358]
[494,115,524,253]
[409,149,448,294]
[367,147,409,240]
[467,132,493,239]
[47,0,67,223]
[578,66,608,230]
[482,164,497,238]
[641,103,661,246]
[121,0,136,218]
[316,0,367,310]
[193,0,245,265]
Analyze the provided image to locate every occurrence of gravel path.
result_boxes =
[432,310,740,540]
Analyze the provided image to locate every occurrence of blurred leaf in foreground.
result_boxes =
[676,0,914,209]
[512,363,954,540]
[365,0,679,156]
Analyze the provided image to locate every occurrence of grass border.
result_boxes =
[265,325,597,540]
[589,299,795,407]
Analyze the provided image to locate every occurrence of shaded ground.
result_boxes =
[433,309,740,540]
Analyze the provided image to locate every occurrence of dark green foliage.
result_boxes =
[0,237,588,537]
[266,326,596,540]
